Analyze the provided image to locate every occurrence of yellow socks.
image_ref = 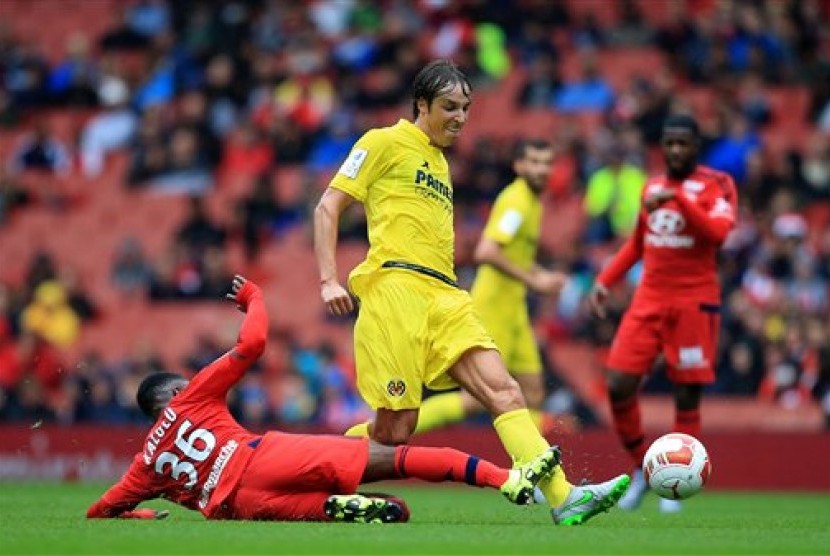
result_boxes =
[414,392,466,433]
[493,408,572,507]
[344,422,370,438]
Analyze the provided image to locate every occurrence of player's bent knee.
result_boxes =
[371,427,413,446]
[607,371,640,401]
[371,411,418,445]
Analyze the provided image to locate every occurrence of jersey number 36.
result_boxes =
[154,420,216,488]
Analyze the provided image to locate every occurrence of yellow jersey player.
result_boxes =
[313,59,629,525]
[416,139,567,437]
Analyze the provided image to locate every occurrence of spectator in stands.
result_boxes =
[737,73,772,127]
[175,195,226,257]
[793,133,830,202]
[80,74,137,178]
[202,54,245,138]
[515,53,562,109]
[20,280,80,349]
[608,0,652,46]
[58,267,99,322]
[720,335,766,396]
[704,111,761,185]
[553,49,614,113]
[7,120,71,176]
[743,150,782,212]
[48,33,99,107]
[132,47,176,112]
[727,4,793,83]
[318,341,371,432]
[127,107,167,186]
[178,89,223,166]
[235,173,282,261]
[150,127,213,194]
[2,38,51,108]
[220,122,273,182]
[198,246,233,299]
[582,146,646,245]
[0,166,30,224]
[111,236,153,297]
[99,10,151,51]
[25,250,58,292]
[72,351,129,423]
[307,110,360,175]
[514,19,558,69]
[126,0,170,40]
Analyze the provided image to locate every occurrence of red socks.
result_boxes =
[611,396,647,467]
[394,446,508,488]
[674,408,702,438]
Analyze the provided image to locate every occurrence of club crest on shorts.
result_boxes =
[386,379,406,397]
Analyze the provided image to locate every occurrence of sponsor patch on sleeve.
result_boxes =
[498,209,523,236]
[709,197,734,220]
[338,148,368,179]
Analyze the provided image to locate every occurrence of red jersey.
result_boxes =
[597,165,737,302]
[87,284,267,519]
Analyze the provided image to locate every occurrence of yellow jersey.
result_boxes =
[471,177,542,303]
[330,119,456,284]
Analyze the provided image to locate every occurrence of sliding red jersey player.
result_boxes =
[589,114,737,512]
[87,276,558,523]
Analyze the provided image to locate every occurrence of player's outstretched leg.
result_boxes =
[500,446,560,505]
[617,468,648,511]
[324,493,410,524]
[551,474,631,526]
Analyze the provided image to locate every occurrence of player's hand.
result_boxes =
[120,508,170,520]
[321,279,354,316]
[643,188,676,212]
[226,274,256,312]
[589,283,609,319]
[530,270,568,296]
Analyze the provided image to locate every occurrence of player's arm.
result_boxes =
[590,217,645,318]
[314,186,357,316]
[186,275,268,398]
[474,238,566,295]
[87,462,166,519]
[314,130,388,316]
[672,183,736,245]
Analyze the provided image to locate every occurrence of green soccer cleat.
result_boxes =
[551,474,631,525]
[324,494,408,524]
[500,446,561,505]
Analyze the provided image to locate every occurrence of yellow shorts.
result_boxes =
[473,297,541,375]
[350,268,497,410]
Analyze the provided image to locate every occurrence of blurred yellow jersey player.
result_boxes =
[313,60,630,525]
[416,139,569,436]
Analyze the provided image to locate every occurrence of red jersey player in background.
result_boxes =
[588,115,737,513]
[87,275,557,523]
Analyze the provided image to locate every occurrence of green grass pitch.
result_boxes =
[2,482,828,555]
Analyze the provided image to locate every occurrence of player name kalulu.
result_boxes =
[143,407,178,465]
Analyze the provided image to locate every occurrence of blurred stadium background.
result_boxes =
[0,0,829,490]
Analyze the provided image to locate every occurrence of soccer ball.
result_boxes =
[643,433,711,500]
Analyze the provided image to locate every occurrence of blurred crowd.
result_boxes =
[1,0,829,429]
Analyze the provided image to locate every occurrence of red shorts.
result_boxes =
[606,300,720,384]
[226,432,369,521]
